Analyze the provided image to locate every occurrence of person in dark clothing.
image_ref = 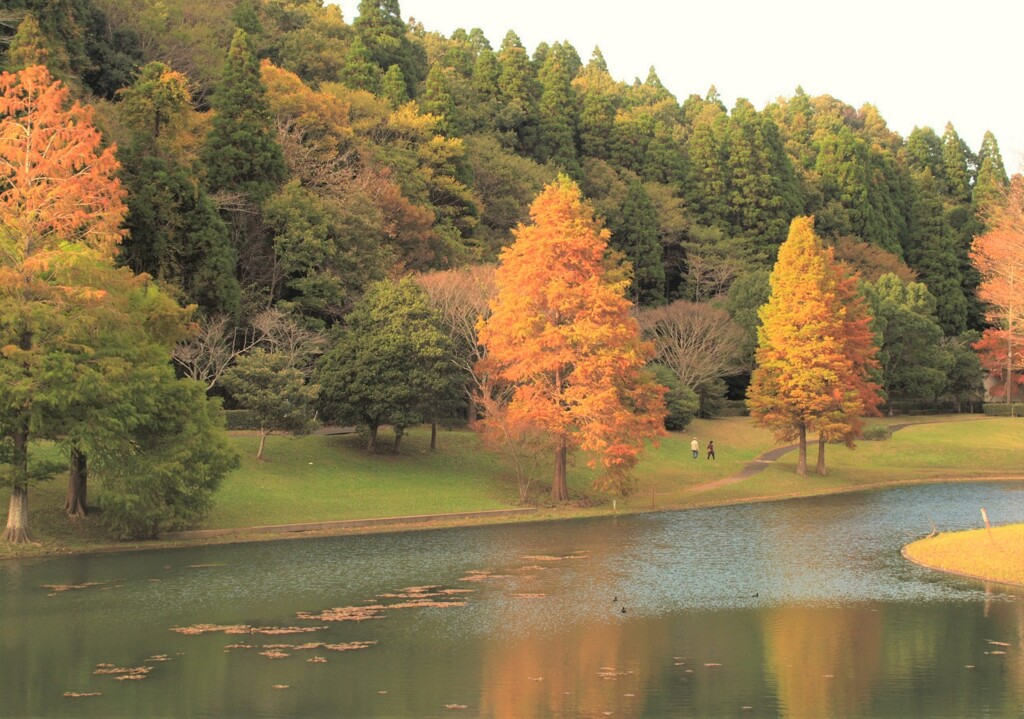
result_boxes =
[706,440,715,460]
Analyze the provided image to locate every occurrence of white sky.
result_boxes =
[333,0,1023,175]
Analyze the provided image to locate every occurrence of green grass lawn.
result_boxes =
[904,524,1024,586]
[1,415,1021,558]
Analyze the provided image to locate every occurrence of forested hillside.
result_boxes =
[2,0,1022,544]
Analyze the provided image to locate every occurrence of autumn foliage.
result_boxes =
[477,176,665,500]
[747,216,881,476]
[0,65,127,542]
[971,179,1024,403]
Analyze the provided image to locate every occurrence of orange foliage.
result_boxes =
[748,217,880,476]
[477,176,665,499]
[971,180,1024,402]
[0,65,126,293]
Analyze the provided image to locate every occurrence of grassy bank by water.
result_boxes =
[2,416,1022,559]
[903,524,1024,586]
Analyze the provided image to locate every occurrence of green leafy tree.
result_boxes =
[862,273,948,407]
[92,371,239,539]
[650,364,699,431]
[222,349,319,461]
[316,278,458,452]
[573,47,618,160]
[200,29,287,203]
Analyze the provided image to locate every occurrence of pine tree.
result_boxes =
[941,122,974,203]
[200,29,286,203]
[353,0,423,96]
[573,47,618,160]
[379,64,408,105]
[420,63,455,133]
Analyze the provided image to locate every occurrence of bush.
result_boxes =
[719,399,749,417]
[861,425,893,441]
[651,365,698,431]
[983,403,1024,417]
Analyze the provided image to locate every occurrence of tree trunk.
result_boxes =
[430,420,437,452]
[796,424,807,477]
[816,434,826,475]
[3,426,32,543]
[466,386,478,425]
[551,436,569,502]
[367,423,378,452]
[393,425,404,452]
[65,445,88,517]
[257,428,271,461]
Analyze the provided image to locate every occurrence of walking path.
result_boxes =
[685,419,986,495]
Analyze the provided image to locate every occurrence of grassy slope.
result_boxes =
[2,416,1021,558]
[904,524,1024,586]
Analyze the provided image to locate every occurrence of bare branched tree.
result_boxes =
[416,265,496,421]
[173,308,325,390]
[639,300,747,389]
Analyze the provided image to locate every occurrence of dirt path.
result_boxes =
[685,418,992,495]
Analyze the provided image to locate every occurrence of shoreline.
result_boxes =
[4,472,1024,562]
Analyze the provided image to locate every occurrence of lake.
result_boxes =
[1,481,1022,718]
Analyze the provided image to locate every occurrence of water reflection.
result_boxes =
[0,482,1022,718]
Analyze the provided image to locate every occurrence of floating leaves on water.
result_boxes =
[985,650,1007,655]
[703,663,722,668]
[458,570,511,582]
[171,624,324,635]
[307,656,327,663]
[272,685,289,690]
[94,665,152,681]
[517,565,547,572]
[145,655,171,663]
[597,669,632,680]
[527,676,543,682]
[444,704,468,710]
[43,582,106,594]
[513,593,547,599]
[188,564,224,569]
[965,665,975,669]
[378,691,388,695]
[258,649,290,659]
[63,692,102,698]
[986,640,1011,647]
[521,554,589,562]
[299,600,465,623]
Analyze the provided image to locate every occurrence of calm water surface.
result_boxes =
[1,482,1023,718]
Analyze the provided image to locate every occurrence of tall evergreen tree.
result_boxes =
[496,31,540,154]
[339,35,382,93]
[941,122,974,203]
[573,47,618,161]
[611,181,665,305]
[353,0,423,96]
[903,169,968,334]
[380,64,409,105]
[973,130,1009,222]
[200,29,287,203]
[536,42,579,174]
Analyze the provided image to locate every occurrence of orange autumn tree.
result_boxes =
[477,176,665,501]
[971,177,1024,405]
[748,216,880,476]
[0,65,127,542]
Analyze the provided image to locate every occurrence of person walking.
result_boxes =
[706,440,715,460]
[690,437,699,459]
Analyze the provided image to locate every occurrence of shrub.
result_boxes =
[861,425,893,441]
[982,403,1024,417]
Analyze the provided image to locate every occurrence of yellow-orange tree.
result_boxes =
[477,176,665,500]
[0,65,126,542]
[971,178,1024,404]
[748,216,881,476]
